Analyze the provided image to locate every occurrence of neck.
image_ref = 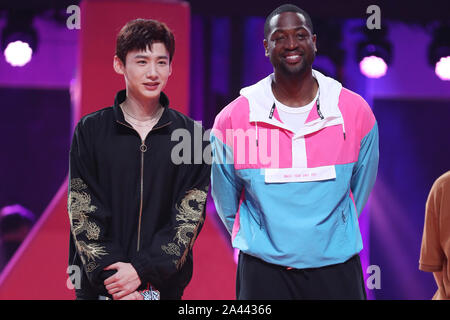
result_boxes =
[123,92,161,120]
[272,69,318,107]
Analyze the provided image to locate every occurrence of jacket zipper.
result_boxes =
[137,141,146,251]
[116,120,172,252]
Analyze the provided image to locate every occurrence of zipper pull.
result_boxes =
[140,142,147,152]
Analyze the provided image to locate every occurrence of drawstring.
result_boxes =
[316,86,324,120]
[342,122,346,140]
[261,103,275,147]
[317,89,346,141]
[255,121,259,147]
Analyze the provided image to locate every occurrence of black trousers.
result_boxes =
[236,252,367,300]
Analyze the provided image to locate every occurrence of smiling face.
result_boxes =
[114,42,172,101]
[264,11,317,77]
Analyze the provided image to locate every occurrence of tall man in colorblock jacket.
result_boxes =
[211,4,379,299]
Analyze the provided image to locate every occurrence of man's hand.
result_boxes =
[118,291,144,300]
[103,262,142,300]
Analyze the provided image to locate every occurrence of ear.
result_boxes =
[168,62,173,76]
[312,34,317,52]
[263,39,269,57]
[113,55,125,75]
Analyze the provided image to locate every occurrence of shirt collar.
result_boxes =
[112,89,171,126]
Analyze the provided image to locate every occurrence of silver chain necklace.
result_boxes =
[120,103,163,127]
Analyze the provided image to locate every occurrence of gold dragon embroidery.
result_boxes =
[161,187,208,269]
[68,178,108,270]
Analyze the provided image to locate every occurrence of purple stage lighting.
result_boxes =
[428,25,450,81]
[357,28,392,79]
[1,10,37,68]
[4,40,33,67]
[359,55,388,79]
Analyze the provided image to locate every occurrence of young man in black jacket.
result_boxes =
[68,19,211,300]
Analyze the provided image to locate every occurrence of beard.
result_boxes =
[271,51,315,77]
[280,58,307,75]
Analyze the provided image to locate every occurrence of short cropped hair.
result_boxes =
[264,4,314,39]
[116,18,175,64]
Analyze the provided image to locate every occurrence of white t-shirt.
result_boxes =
[274,91,319,134]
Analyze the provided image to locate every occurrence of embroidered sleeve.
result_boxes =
[161,187,208,269]
[69,177,107,270]
[68,121,127,290]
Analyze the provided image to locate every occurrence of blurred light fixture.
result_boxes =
[435,57,450,80]
[4,40,33,67]
[1,10,38,67]
[357,28,392,79]
[359,55,388,78]
[428,25,450,81]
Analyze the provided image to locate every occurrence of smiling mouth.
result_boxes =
[284,54,302,64]
[143,83,159,90]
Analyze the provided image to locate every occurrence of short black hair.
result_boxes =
[116,19,175,64]
[264,4,314,39]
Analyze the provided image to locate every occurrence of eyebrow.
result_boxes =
[133,54,169,60]
[272,26,309,34]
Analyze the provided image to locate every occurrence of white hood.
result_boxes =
[239,69,345,138]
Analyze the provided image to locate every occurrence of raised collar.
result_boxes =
[112,89,172,129]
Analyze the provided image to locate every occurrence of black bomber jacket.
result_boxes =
[68,89,211,299]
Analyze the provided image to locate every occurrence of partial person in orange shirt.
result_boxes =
[419,171,450,300]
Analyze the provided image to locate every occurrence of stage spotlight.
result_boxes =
[359,55,388,78]
[357,28,392,79]
[1,10,38,67]
[435,57,450,81]
[4,41,33,67]
[428,25,450,81]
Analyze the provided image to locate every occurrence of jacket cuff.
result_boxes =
[89,252,128,289]
[131,254,149,286]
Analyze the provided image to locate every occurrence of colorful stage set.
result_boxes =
[0,0,449,300]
